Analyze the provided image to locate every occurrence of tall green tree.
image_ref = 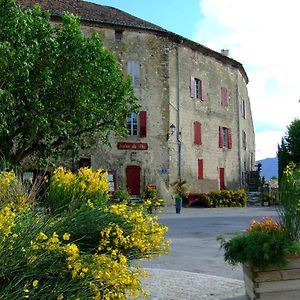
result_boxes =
[0,0,138,167]
[278,119,300,180]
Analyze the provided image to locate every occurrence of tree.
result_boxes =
[278,119,300,180]
[0,0,139,168]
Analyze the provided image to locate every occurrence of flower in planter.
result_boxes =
[246,216,283,234]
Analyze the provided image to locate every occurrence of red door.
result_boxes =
[220,168,225,190]
[126,166,141,195]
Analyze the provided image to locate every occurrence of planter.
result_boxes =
[243,256,300,299]
[175,198,182,214]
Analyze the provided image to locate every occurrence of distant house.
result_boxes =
[18,0,255,202]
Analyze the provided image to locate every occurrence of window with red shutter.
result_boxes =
[139,111,147,138]
[194,121,202,145]
[190,76,195,98]
[191,77,205,100]
[200,80,205,101]
[127,112,138,136]
[219,126,223,148]
[219,126,232,149]
[198,159,204,180]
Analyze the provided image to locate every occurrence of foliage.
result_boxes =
[188,189,247,208]
[44,167,109,214]
[0,168,170,299]
[172,179,188,200]
[110,189,131,203]
[0,0,139,167]
[142,189,164,212]
[219,164,300,270]
[278,163,300,240]
[218,229,300,270]
[278,119,300,180]
[246,217,283,234]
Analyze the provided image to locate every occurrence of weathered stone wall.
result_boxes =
[167,45,255,193]
[79,25,173,200]
[77,23,255,199]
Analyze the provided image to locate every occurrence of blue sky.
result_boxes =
[94,0,300,160]
[94,0,201,40]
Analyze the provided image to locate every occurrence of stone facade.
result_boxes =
[18,0,255,202]
[80,26,255,201]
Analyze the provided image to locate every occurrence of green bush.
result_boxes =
[189,189,247,208]
[110,189,131,203]
[218,231,300,270]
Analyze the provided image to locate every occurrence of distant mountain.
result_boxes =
[256,157,278,180]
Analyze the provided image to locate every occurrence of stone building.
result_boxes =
[18,0,255,201]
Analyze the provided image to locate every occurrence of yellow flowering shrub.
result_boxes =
[0,170,25,206]
[102,203,170,259]
[46,167,108,213]
[0,167,170,299]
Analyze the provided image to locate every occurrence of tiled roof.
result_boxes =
[16,0,248,83]
[17,0,167,32]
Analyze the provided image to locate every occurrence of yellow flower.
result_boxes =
[65,243,79,257]
[37,232,48,241]
[57,294,64,300]
[63,233,70,241]
[87,199,94,208]
[32,280,38,288]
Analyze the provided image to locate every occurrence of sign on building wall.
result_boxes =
[117,142,148,150]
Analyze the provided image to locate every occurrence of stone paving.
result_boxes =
[134,268,247,300]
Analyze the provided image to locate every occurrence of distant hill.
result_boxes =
[256,157,278,180]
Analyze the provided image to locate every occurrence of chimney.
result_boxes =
[221,49,229,57]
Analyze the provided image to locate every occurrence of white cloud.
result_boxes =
[255,130,284,161]
[195,0,300,159]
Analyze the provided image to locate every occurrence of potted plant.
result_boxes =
[143,188,164,214]
[218,163,300,299]
[172,179,188,214]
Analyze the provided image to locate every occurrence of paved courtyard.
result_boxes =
[136,206,278,299]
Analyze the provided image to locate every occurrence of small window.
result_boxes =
[115,30,123,42]
[127,112,138,136]
[219,126,232,149]
[222,127,229,148]
[190,77,205,100]
[127,61,141,88]
[107,171,117,192]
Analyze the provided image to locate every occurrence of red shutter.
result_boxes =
[194,121,202,145]
[139,111,147,137]
[221,87,228,106]
[200,80,205,101]
[228,128,232,149]
[219,126,223,148]
[190,76,195,98]
[220,168,225,190]
[198,159,204,180]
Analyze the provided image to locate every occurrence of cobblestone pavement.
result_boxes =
[134,268,247,300]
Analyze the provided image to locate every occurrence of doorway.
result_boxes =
[126,165,141,195]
